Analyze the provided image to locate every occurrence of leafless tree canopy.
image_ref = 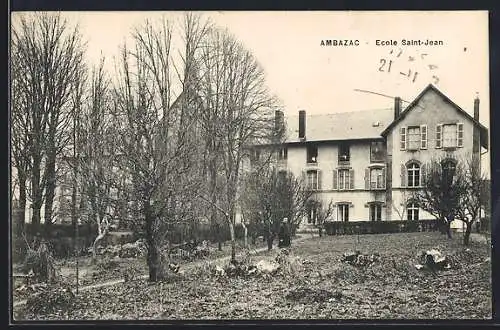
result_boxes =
[11,12,283,280]
[11,12,86,236]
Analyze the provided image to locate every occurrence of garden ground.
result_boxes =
[13,231,491,320]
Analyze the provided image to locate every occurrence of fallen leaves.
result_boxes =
[14,232,492,320]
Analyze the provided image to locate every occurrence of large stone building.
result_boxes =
[264,84,488,229]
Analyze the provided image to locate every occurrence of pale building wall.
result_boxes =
[388,88,478,225]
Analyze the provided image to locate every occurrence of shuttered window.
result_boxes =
[369,167,385,189]
[400,127,407,150]
[435,124,442,148]
[306,169,322,190]
[457,123,464,147]
[338,169,350,190]
[420,125,427,149]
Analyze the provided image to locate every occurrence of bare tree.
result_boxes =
[241,167,312,250]
[312,199,335,237]
[112,15,208,281]
[415,157,466,239]
[197,28,280,262]
[456,157,488,246]
[76,57,118,259]
[11,13,86,238]
[391,190,409,221]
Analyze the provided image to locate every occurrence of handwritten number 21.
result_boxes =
[379,59,392,72]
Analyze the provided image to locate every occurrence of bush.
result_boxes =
[323,219,439,236]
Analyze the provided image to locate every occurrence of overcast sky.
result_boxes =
[12,10,490,172]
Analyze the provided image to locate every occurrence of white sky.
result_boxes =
[11,10,491,173]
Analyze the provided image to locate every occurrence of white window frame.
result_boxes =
[400,127,407,150]
[407,203,419,221]
[407,126,421,150]
[338,203,350,222]
[338,169,350,190]
[370,167,384,189]
[369,203,382,221]
[306,170,319,190]
[442,124,458,148]
[407,163,421,187]
[420,125,427,149]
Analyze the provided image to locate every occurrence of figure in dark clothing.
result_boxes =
[278,219,291,248]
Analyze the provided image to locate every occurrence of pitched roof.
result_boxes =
[284,108,394,143]
[381,84,488,149]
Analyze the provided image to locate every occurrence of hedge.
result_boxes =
[323,219,439,236]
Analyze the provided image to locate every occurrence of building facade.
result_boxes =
[266,84,488,229]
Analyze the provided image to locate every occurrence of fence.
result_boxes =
[323,219,439,236]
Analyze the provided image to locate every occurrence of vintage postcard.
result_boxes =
[10,10,491,321]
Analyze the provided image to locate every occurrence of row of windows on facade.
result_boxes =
[303,159,455,191]
[304,167,386,191]
[400,123,464,150]
[305,141,386,164]
[251,141,386,164]
[306,202,420,223]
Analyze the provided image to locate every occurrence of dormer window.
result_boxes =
[339,142,350,163]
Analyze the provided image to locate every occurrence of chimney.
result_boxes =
[298,110,306,139]
[474,93,480,121]
[394,96,401,120]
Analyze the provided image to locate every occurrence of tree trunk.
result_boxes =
[241,222,248,249]
[15,172,27,260]
[44,153,57,237]
[216,223,223,251]
[145,201,161,282]
[463,222,473,246]
[31,154,42,237]
[229,222,236,263]
[92,216,108,261]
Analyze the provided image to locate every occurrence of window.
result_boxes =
[407,163,420,187]
[440,123,464,148]
[407,202,419,221]
[442,159,457,186]
[307,145,318,163]
[251,148,261,161]
[400,127,407,150]
[278,147,288,160]
[338,203,350,222]
[370,141,385,162]
[338,169,350,190]
[306,170,318,190]
[333,169,354,190]
[420,125,428,149]
[407,126,421,150]
[369,204,382,221]
[338,142,350,162]
[370,168,385,189]
[443,124,457,148]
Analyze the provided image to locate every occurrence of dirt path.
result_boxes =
[13,234,315,308]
